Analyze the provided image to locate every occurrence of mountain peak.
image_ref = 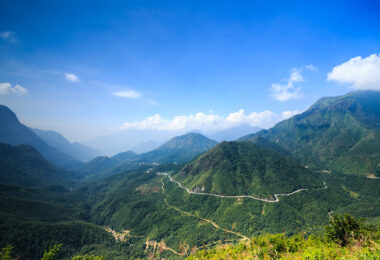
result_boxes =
[175,141,321,197]
[242,90,380,176]
[0,104,20,123]
[159,132,218,150]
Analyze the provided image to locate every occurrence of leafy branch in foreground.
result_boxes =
[0,245,14,260]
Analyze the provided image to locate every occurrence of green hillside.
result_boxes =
[77,165,380,258]
[241,91,380,176]
[175,141,321,197]
[0,143,73,187]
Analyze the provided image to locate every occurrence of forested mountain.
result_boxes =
[0,143,113,259]
[0,143,72,187]
[79,164,380,259]
[241,91,380,176]
[176,141,321,197]
[0,105,82,169]
[32,128,102,162]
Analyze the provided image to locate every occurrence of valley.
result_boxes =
[1,91,380,259]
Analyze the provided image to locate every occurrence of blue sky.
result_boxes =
[1,0,380,142]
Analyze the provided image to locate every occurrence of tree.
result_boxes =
[41,244,62,260]
[325,214,362,246]
[71,255,104,260]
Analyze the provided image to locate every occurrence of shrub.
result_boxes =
[325,214,363,246]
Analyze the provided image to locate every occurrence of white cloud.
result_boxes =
[281,110,300,119]
[0,83,27,95]
[119,109,301,132]
[327,53,380,90]
[271,65,316,101]
[65,73,79,82]
[112,90,141,99]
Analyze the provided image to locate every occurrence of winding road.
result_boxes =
[158,172,327,203]
[160,178,249,241]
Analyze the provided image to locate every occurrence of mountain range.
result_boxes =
[0,105,82,169]
[241,91,380,176]
[32,128,102,162]
[85,125,260,156]
[1,91,380,259]
[76,133,218,178]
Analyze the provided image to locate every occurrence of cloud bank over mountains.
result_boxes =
[119,109,300,132]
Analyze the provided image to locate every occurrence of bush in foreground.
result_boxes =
[187,214,380,259]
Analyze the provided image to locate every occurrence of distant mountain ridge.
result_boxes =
[131,140,161,154]
[139,132,218,163]
[241,91,380,176]
[32,128,102,162]
[0,105,82,169]
[76,133,218,178]
[206,124,261,141]
[75,151,139,178]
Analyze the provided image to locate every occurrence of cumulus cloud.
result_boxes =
[119,109,300,132]
[112,90,141,99]
[271,65,316,101]
[281,110,300,119]
[65,73,79,82]
[0,83,27,95]
[327,53,380,90]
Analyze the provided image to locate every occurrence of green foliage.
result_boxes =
[326,214,363,246]
[188,219,380,259]
[71,254,104,260]
[41,244,62,260]
[0,245,13,260]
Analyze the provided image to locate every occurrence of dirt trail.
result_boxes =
[367,174,380,179]
[145,238,186,256]
[104,227,143,242]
